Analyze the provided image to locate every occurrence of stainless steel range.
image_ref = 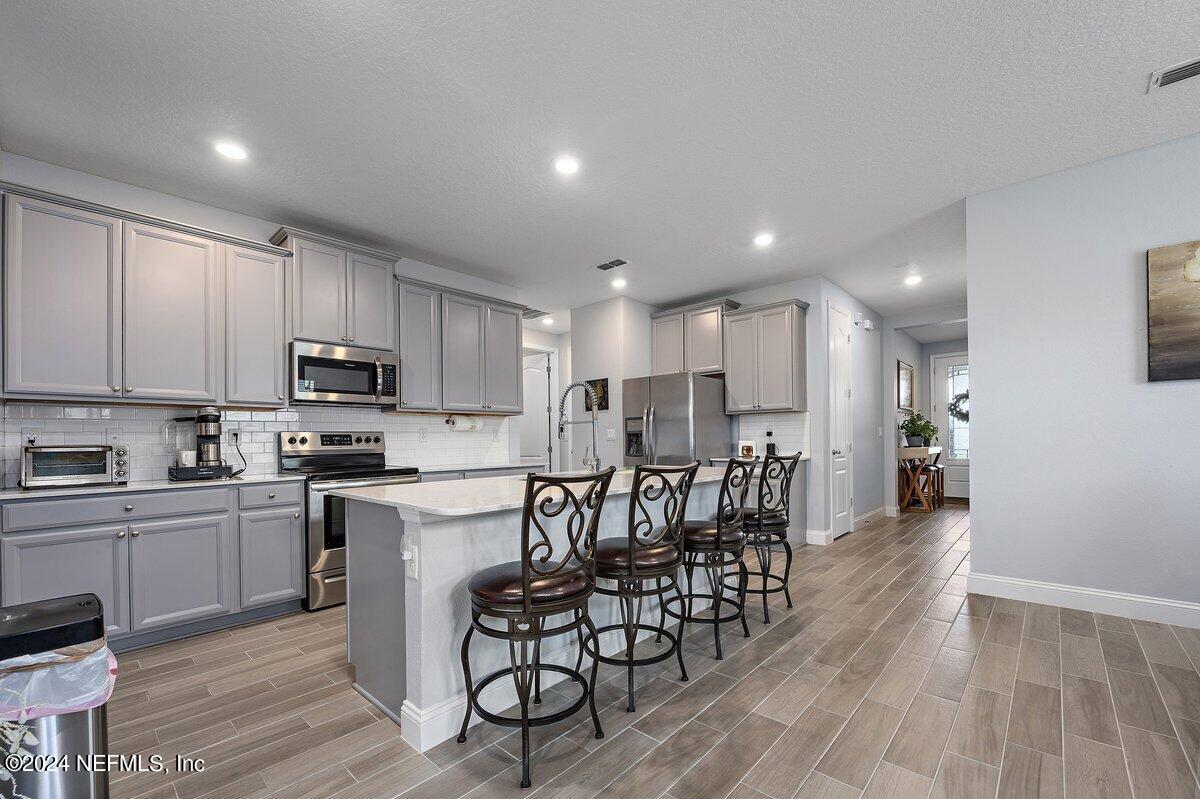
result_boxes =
[278,431,419,610]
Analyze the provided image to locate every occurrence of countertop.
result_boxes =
[0,472,306,501]
[332,466,727,517]
[710,455,812,463]
[414,459,544,474]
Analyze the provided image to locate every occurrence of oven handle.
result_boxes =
[310,475,421,491]
[374,355,383,403]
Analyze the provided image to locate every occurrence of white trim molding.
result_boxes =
[853,507,884,528]
[884,505,900,518]
[807,528,833,546]
[968,572,1200,628]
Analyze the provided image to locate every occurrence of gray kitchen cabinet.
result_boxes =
[238,507,304,608]
[290,237,347,345]
[3,195,124,398]
[225,246,287,406]
[129,513,234,631]
[123,222,221,402]
[483,302,522,413]
[349,252,395,350]
[722,299,808,414]
[651,314,685,375]
[1,523,131,637]
[723,312,759,413]
[651,299,738,375]
[441,293,486,412]
[397,281,442,410]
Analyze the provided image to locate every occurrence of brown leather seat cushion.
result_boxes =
[682,519,744,547]
[743,508,788,528]
[468,560,589,606]
[594,537,680,575]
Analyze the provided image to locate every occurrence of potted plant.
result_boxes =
[899,411,939,446]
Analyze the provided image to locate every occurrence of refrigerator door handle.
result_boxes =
[647,403,656,465]
[641,404,650,462]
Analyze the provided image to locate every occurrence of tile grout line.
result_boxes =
[1129,624,1200,785]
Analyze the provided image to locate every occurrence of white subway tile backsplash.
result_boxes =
[1,402,512,487]
[735,412,810,458]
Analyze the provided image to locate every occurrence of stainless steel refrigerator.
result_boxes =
[622,372,732,466]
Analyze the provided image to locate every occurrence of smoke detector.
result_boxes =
[1148,55,1200,92]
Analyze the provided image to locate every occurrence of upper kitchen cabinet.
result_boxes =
[4,195,124,397]
[438,292,524,414]
[397,281,441,410]
[270,228,397,351]
[483,302,522,413]
[651,299,739,375]
[721,299,808,414]
[226,246,287,406]
[123,222,221,403]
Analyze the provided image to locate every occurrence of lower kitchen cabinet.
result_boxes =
[1,523,131,636]
[239,507,305,608]
[130,513,234,631]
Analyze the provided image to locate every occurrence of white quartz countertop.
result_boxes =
[0,472,306,502]
[413,459,544,474]
[710,455,812,462]
[332,466,727,517]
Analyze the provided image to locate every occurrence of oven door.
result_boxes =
[307,475,421,573]
[290,341,396,405]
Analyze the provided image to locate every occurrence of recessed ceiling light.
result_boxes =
[611,277,627,289]
[904,275,922,287]
[554,155,580,175]
[214,141,248,160]
[753,232,775,247]
[541,317,554,326]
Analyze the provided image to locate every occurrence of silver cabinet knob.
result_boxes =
[400,400,407,406]
[341,335,348,341]
[116,531,126,539]
[294,512,301,519]
[268,492,276,499]
[131,530,141,537]
[349,337,355,342]
[111,386,120,392]
[125,386,133,392]
[124,505,134,512]
[277,394,285,401]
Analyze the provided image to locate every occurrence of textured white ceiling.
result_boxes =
[2,1,1199,317]
[900,320,969,344]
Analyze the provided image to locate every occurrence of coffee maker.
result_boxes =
[169,406,235,481]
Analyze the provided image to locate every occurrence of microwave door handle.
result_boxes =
[374,356,383,402]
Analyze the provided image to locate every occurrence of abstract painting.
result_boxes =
[897,360,915,411]
[1148,240,1200,381]
[583,378,609,411]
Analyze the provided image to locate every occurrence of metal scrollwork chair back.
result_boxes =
[716,457,757,538]
[519,467,616,614]
[625,461,700,578]
[757,452,802,522]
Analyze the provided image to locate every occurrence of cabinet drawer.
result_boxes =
[238,482,304,509]
[3,488,229,533]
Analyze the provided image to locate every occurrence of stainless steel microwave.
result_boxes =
[290,341,398,405]
[21,445,129,489]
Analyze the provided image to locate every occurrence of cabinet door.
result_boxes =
[291,238,347,344]
[1,524,130,637]
[441,294,485,412]
[239,507,304,608]
[651,314,685,375]
[226,246,286,406]
[398,282,441,410]
[483,303,522,413]
[123,223,221,402]
[756,306,796,410]
[130,513,233,631]
[348,252,395,350]
[4,196,123,397]
[723,313,759,412]
[685,305,725,373]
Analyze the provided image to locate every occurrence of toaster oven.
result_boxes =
[20,445,129,489]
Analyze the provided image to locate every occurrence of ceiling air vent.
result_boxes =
[1148,56,1200,92]
[522,309,548,321]
[595,259,627,271]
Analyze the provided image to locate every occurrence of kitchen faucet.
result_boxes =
[557,381,601,472]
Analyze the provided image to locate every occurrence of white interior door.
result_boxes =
[829,304,853,537]
[520,352,553,470]
[931,353,970,498]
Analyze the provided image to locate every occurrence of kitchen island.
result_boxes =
[331,467,726,752]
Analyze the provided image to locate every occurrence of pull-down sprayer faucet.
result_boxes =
[557,381,601,472]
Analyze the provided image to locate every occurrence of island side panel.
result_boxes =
[345,500,408,722]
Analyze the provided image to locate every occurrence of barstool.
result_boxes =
[585,461,699,712]
[457,467,616,789]
[664,457,756,660]
[734,452,802,624]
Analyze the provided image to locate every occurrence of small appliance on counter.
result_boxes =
[19,443,129,489]
[168,406,240,481]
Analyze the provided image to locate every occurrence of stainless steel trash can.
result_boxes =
[0,594,110,799]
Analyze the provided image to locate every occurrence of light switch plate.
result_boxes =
[606,428,616,441]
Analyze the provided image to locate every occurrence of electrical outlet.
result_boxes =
[606,428,616,441]
[105,427,121,446]
[418,427,427,443]
[493,427,500,442]
[21,428,39,446]
[402,536,419,579]
[877,426,884,437]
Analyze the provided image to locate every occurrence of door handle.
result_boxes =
[832,449,842,456]
[647,403,656,465]
[374,355,383,402]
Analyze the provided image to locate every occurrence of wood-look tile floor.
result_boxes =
[110,506,1200,799]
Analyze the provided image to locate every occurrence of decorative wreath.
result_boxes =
[948,391,969,423]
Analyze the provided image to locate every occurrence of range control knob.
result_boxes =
[287,436,298,445]
[373,436,381,444]
[298,436,308,446]
[354,436,363,444]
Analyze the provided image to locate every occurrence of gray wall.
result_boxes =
[967,131,1200,616]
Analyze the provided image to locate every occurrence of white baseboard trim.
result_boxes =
[967,572,1200,628]
[853,507,884,527]
[884,506,900,518]
[807,529,832,546]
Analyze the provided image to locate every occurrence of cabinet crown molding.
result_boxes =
[395,276,526,312]
[270,226,399,263]
[724,298,810,318]
[650,298,740,319]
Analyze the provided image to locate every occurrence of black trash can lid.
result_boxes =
[0,594,105,661]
